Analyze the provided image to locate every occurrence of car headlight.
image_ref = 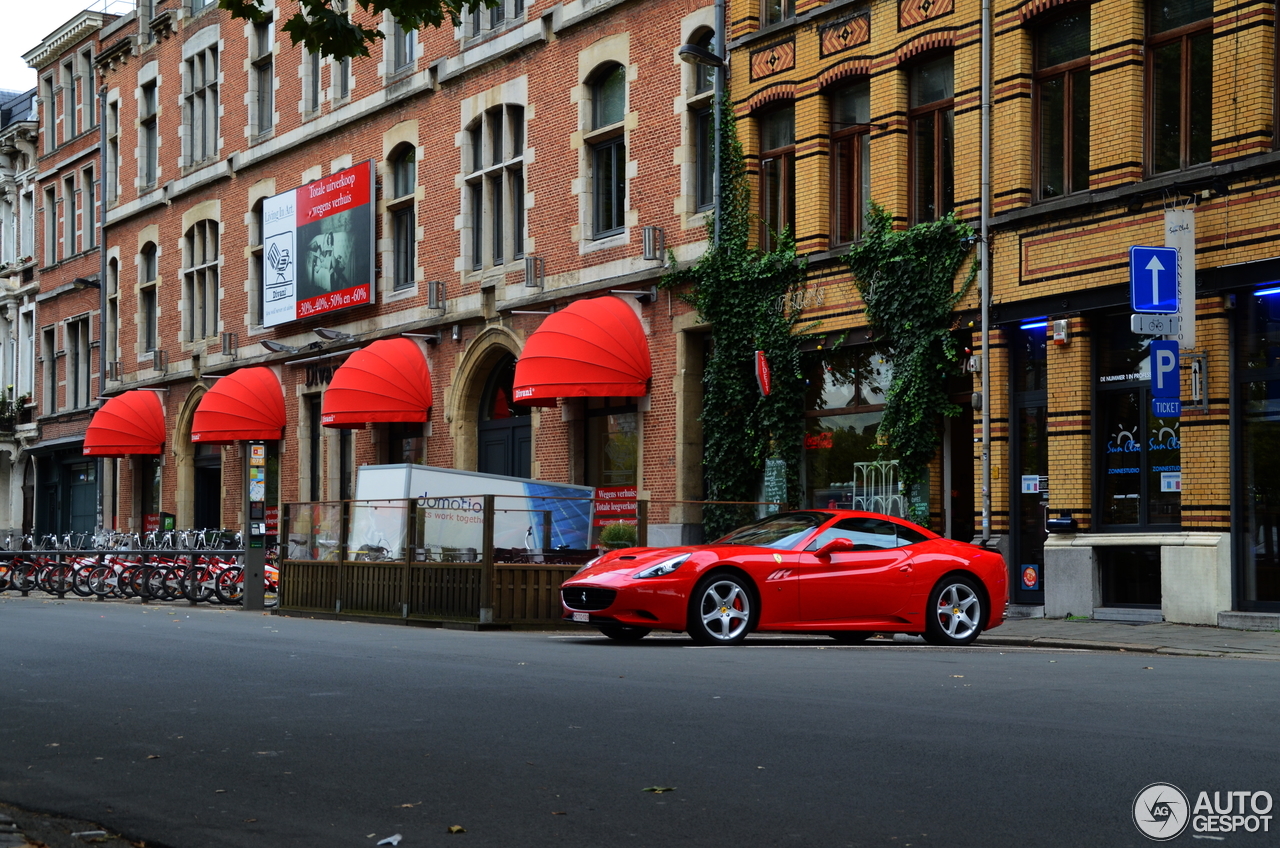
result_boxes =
[574,556,602,575]
[634,554,690,579]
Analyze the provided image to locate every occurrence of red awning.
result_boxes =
[83,390,167,457]
[191,367,286,443]
[513,296,651,402]
[321,338,433,428]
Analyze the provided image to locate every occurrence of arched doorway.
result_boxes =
[477,354,531,478]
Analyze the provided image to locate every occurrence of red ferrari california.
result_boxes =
[561,510,1007,646]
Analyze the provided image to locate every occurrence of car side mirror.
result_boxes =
[814,537,857,558]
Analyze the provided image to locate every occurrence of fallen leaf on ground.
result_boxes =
[448,825,466,834]
[145,754,160,759]
[398,801,421,808]
[642,786,676,794]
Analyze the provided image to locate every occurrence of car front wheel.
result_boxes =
[688,574,753,645]
[924,575,984,646]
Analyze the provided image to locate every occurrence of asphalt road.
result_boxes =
[2,596,1277,848]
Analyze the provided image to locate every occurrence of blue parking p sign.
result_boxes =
[1130,246,1179,313]
[1150,340,1180,398]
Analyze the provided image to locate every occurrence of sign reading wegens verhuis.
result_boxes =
[261,161,376,327]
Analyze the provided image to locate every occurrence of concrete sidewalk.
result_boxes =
[977,616,1280,659]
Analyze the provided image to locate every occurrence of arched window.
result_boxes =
[758,102,795,251]
[688,29,717,212]
[184,221,219,341]
[389,144,416,291]
[589,64,627,237]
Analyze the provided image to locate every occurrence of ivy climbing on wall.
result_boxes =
[842,204,978,498]
[661,97,808,540]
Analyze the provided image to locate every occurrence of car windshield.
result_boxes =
[715,512,832,549]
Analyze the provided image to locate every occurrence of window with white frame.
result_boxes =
[63,60,76,142]
[465,104,525,270]
[106,100,119,204]
[80,49,95,130]
[332,0,351,99]
[184,220,219,341]
[250,199,265,325]
[587,64,627,238]
[64,175,76,258]
[41,76,54,153]
[306,50,322,114]
[389,145,416,290]
[42,187,56,266]
[66,316,91,409]
[40,326,55,415]
[106,258,119,366]
[252,19,274,136]
[688,29,715,213]
[185,45,218,165]
[140,81,159,187]
[140,243,158,353]
[20,191,33,259]
[19,310,34,398]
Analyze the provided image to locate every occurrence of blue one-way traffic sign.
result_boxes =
[1130,246,1179,314]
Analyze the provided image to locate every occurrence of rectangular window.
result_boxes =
[19,311,34,397]
[83,167,95,249]
[106,101,119,204]
[1148,0,1212,174]
[41,326,55,415]
[308,395,323,501]
[185,47,219,165]
[511,168,525,258]
[64,176,76,258]
[307,51,322,113]
[106,261,119,366]
[762,0,794,27]
[392,207,414,290]
[253,21,274,135]
[1035,12,1090,199]
[758,104,795,251]
[466,106,524,267]
[585,404,639,487]
[141,285,158,352]
[910,56,955,224]
[184,220,219,340]
[67,318,91,409]
[81,50,95,130]
[392,19,414,72]
[63,61,76,142]
[141,82,158,186]
[695,106,714,211]
[251,203,265,325]
[830,80,871,245]
[41,76,55,152]
[43,187,56,266]
[592,137,626,237]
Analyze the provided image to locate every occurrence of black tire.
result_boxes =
[69,564,96,597]
[687,572,754,646]
[923,574,985,647]
[598,624,651,642]
[214,567,244,605]
[826,631,874,645]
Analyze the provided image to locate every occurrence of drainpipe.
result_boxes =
[979,0,992,545]
[712,0,725,248]
[96,85,108,532]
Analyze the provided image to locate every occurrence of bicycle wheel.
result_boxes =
[214,567,244,605]
[70,563,97,598]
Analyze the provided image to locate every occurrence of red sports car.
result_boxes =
[561,510,1007,646]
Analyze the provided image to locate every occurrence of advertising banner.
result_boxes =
[261,161,376,327]
[593,485,638,527]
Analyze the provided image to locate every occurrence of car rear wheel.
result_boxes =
[598,624,651,642]
[826,631,873,645]
[924,575,984,646]
[688,574,752,645]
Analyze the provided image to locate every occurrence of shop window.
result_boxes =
[1094,313,1180,529]
[1034,11,1090,199]
[1235,290,1280,608]
[758,103,795,252]
[585,398,638,488]
[588,64,627,239]
[307,395,323,501]
[909,55,954,224]
[383,421,424,464]
[1011,323,1048,604]
[829,79,871,245]
[1147,0,1212,174]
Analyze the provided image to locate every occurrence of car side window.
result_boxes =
[805,517,902,551]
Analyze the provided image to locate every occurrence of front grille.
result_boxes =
[562,586,616,611]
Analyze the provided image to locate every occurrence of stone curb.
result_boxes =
[977,634,1280,660]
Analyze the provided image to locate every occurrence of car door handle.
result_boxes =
[899,564,912,572]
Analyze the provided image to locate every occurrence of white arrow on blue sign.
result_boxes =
[1130,246,1180,314]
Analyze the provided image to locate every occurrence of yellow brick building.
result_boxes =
[727,0,1279,625]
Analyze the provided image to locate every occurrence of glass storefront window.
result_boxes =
[1095,313,1180,529]
[586,404,638,487]
[1238,292,1280,608]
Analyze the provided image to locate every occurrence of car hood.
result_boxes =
[568,546,709,582]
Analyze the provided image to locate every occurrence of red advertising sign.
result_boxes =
[755,350,772,397]
[593,486,638,527]
[261,161,376,327]
[143,513,160,533]
[805,432,833,450]
[266,506,279,535]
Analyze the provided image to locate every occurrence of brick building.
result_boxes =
[728,0,1280,624]
[82,0,717,544]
